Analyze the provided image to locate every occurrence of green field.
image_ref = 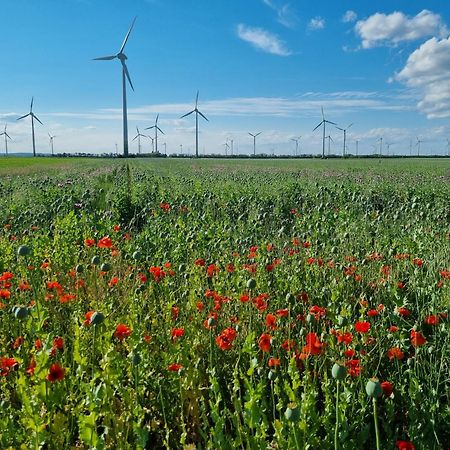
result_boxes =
[0,157,449,449]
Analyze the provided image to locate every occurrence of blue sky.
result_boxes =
[1,0,450,156]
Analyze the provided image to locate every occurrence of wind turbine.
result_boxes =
[94,17,137,158]
[291,136,301,156]
[248,131,262,156]
[446,138,450,156]
[416,136,423,156]
[132,126,147,154]
[145,114,164,154]
[325,135,334,156]
[147,135,155,153]
[223,141,230,156]
[0,125,12,156]
[313,107,336,158]
[180,91,208,158]
[385,142,393,157]
[48,133,56,156]
[17,97,43,157]
[355,140,359,157]
[335,123,353,157]
[378,137,383,156]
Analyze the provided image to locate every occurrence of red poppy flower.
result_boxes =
[309,305,327,320]
[410,330,426,347]
[171,327,185,341]
[259,333,271,352]
[83,310,95,326]
[84,238,95,247]
[47,363,65,382]
[301,332,325,357]
[397,307,411,317]
[114,323,132,340]
[0,357,19,376]
[168,363,183,372]
[337,331,353,345]
[108,276,119,287]
[268,357,280,367]
[265,313,277,330]
[354,321,371,333]
[97,236,113,248]
[26,359,36,376]
[345,359,362,377]
[388,325,399,333]
[387,347,404,361]
[195,258,205,267]
[206,264,219,278]
[367,309,379,317]
[215,327,237,350]
[424,315,439,326]
[412,258,423,267]
[396,440,415,450]
[381,381,393,397]
[52,337,64,351]
[276,308,289,318]
[281,339,295,351]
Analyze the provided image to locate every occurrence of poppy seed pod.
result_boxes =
[91,255,101,266]
[247,278,256,290]
[284,403,300,421]
[100,262,111,272]
[76,264,84,273]
[332,362,347,380]
[14,306,29,320]
[132,251,142,260]
[366,378,382,398]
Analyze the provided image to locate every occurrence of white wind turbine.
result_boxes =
[325,135,334,156]
[416,136,423,156]
[446,138,450,156]
[248,131,262,156]
[291,136,301,156]
[336,123,353,157]
[94,17,137,158]
[0,125,12,156]
[145,114,164,154]
[147,135,155,153]
[132,126,147,154]
[313,107,336,158]
[17,97,43,157]
[48,133,56,156]
[180,91,208,158]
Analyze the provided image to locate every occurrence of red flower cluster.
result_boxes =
[114,323,132,340]
[216,327,237,350]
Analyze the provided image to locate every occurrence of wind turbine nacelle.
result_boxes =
[118,53,127,61]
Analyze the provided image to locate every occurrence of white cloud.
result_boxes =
[355,10,448,49]
[262,0,298,28]
[236,24,292,56]
[395,37,450,118]
[342,10,357,23]
[308,17,325,30]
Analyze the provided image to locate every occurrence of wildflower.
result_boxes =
[412,258,423,267]
[26,359,36,376]
[397,307,411,317]
[114,323,132,340]
[345,359,362,377]
[301,332,325,357]
[354,321,371,333]
[0,357,19,376]
[195,258,205,267]
[337,331,353,346]
[387,347,405,361]
[84,238,95,247]
[215,327,237,350]
[367,309,379,317]
[108,276,119,287]
[410,330,426,347]
[309,305,326,320]
[381,381,394,397]
[168,363,182,372]
[97,236,113,248]
[276,308,289,318]
[268,357,280,367]
[171,327,185,341]
[47,363,65,382]
[396,441,415,450]
[424,315,439,326]
[258,333,271,352]
[265,313,277,330]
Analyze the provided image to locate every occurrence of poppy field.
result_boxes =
[0,157,449,449]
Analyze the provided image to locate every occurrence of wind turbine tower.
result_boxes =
[132,127,147,154]
[94,17,136,158]
[0,125,12,156]
[248,132,262,156]
[446,138,450,156]
[48,133,56,156]
[17,97,43,157]
[416,137,423,157]
[378,137,383,157]
[336,123,353,157]
[180,91,208,158]
[325,135,333,156]
[145,114,164,153]
[313,107,336,158]
[291,137,301,156]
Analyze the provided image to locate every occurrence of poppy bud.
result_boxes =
[285,293,294,303]
[332,362,347,380]
[247,279,256,290]
[76,264,84,273]
[17,245,31,256]
[91,255,101,266]
[101,262,111,272]
[132,251,142,260]
[90,311,104,325]
[337,316,348,327]
[132,352,141,366]
[268,370,277,381]
[366,378,382,398]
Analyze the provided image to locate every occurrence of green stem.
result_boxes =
[292,423,301,450]
[373,398,380,450]
[335,380,339,450]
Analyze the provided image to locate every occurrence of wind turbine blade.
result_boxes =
[312,121,323,132]
[180,110,195,119]
[155,114,159,124]
[17,113,30,121]
[119,16,137,54]
[30,97,34,112]
[136,126,139,134]
[321,107,324,120]
[33,114,43,125]
[248,133,254,137]
[48,133,51,138]
[255,132,262,137]
[197,110,209,121]
[5,133,11,140]
[157,126,164,134]
[195,91,199,108]
[132,135,138,141]
[336,126,343,131]
[145,125,155,130]
[347,123,353,129]
[325,120,337,126]
[93,55,117,60]
[121,61,134,91]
